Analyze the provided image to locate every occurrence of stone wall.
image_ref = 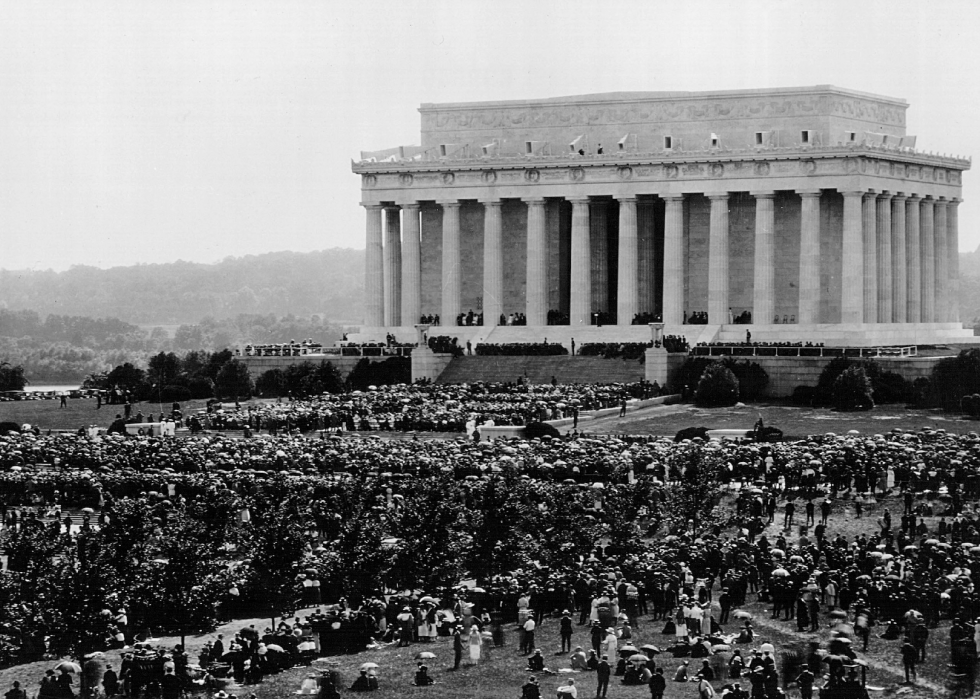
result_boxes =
[417,87,908,157]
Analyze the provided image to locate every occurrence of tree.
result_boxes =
[255,368,287,398]
[694,362,740,407]
[214,359,252,399]
[283,361,344,398]
[147,352,183,387]
[106,362,146,395]
[832,365,874,411]
[0,362,27,391]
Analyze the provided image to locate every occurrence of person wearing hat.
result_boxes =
[795,667,815,699]
[527,649,545,673]
[521,676,541,699]
[603,627,617,661]
[595,655,611,699]
[452,625,463,670]
[102,665,118,698]
[560,610,573,653]
[695,674,715,699]
[569,646,589,671]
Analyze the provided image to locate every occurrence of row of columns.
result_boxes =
[363,191,960,327]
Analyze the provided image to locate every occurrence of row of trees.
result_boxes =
[0,450,730,664]
[85,350,251,402]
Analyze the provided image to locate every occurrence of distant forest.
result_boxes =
[0,248,365,325]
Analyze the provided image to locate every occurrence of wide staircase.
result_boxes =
[435,355,645,385]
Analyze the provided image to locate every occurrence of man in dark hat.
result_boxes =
[596,654,611,698]
[452,626,463,670]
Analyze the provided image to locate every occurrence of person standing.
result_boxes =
[468,625,482,665]
[795,667,815,699]
[718,588,731,625]
[901,637,918,683]
[648,668,666,699]
[595,655,610,699]
[784,500,796,529]
[452,626,463,670]
[521,615,536,655]
[560,611,573,653]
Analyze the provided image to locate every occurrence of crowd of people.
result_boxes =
[8,398,980,695]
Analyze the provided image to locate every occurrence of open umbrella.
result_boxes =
[628,654,650,663]
[759,643,775,655]
[265,644,285,652]
[81,507,95,514]
[359,662,378,672]
[734,611,753,620]
[55,662,81,673]
[640,644,661,655]
[618,644,639,654]
[415,652,436,660]
[829,610,848,620]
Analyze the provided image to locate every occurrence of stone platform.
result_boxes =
[352,321,976,350]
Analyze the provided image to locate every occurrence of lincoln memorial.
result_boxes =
[351,86,971,347]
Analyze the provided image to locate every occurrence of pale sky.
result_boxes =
[1,0,979,271]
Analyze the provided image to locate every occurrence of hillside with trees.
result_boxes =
[0,248,365,325]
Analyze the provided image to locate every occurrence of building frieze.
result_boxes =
[357,148,966,191]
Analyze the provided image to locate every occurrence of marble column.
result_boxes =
[590,201,609,314]
[751,191,775,325]
[616,196,638,325]
[841,191,864,324]
[934,199,949,322]
[400,203,422,326]
[525,198,548,326]
[662,195,685,325]
[876,193,893,323]
[363,204,384,327]
[383,206,402,326]
[798,190,822,325]
[949,198,961,322]
[862,192,878,323]
[384,206,402,326]
[920,197,936,322]
[707,193,730,324]
[569,197,592,326]
[481,199,504,327]
[905,196,921,323]
[890,194,907,323]
[440,201,462,325]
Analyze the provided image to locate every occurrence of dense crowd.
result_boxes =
[3,425,980,696]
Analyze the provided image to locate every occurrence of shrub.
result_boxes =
[674,426,711,442]
[347,357,411,390]
[930,348,980,411]
[832,365,874,411]
[0,421,20,435]
[160,385,192,403]
[961,394,980,419]
[791,386,817,406]
[672,357,769,401]
[695,362,740,407]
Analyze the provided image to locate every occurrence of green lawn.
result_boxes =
[0,397,248,433]
[587,402,974,439]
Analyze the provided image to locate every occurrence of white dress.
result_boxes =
[468,628,482,662]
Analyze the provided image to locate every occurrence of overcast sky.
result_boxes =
[1,0,978,271]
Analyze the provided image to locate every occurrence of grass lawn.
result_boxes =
[0,397,266,433]
[587,402,974,440]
